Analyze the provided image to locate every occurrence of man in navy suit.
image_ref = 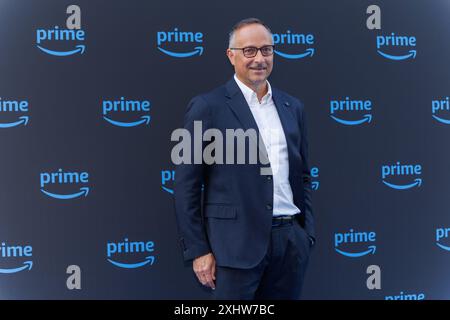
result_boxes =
[174,18,315,299]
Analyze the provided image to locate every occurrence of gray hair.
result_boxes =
[228,18,273,48]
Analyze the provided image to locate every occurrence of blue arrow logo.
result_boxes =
[0,261,33,274]
[335,245,376,258]
[0,116,29,128]
[382,178,422,190]
[436,242,450,251]
[377,50,416,61]
[162,186,174,194]
[274,48,314,59]
[37,44,85,56]
[103,115,151,127]
[312,181,319,190]
[157,46,203,58]
[330,114,372,126]
[41,187,89,199]
[432,115,450,125]
[107,256,155,269]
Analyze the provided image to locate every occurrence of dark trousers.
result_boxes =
[212,219,312,300]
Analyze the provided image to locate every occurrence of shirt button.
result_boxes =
[266,204,272,210]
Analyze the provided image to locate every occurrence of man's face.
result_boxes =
[227,24,274,88]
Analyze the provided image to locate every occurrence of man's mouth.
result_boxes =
[249,67,266,71]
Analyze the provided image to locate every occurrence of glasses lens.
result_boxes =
[261,46,273,56]
[243,47,257,57]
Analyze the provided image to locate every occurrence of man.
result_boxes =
[173,18,315,300]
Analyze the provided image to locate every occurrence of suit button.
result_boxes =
[284,101,290,107]
[266,204,272,210]
[267,176,272,181]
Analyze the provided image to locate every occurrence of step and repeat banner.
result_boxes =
[0,0,449,299]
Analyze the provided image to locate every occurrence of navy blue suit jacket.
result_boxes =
[174,78,315,269]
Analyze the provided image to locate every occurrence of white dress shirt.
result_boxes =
[234,75,300,217]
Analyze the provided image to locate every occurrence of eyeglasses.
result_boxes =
[229,45,275,58]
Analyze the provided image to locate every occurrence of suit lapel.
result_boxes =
[225,78,259,132]
[224,78,269,165]
[224,78,298,174]
[272,88,298,177]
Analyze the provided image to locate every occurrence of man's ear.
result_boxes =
[226,48,235,66]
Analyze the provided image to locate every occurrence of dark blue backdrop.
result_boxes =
[0,0,449,299]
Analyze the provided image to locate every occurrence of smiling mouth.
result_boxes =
[249,67,266,71]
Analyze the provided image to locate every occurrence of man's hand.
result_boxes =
[193,252,216,289]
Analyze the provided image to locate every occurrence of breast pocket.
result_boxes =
[204,204,237,219]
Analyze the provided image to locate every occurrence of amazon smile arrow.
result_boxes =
[157,46,203,58]
[107,256,155,269]
[37,44,85,56]
[41,187,89,199]
[0,261,33,274]
[335,245,376,258]
[0,116,29,128]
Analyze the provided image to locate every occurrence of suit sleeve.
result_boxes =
[297,99,316,243]
[173,95,212,261]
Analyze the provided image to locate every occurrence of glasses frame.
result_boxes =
[229,45,275,58]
